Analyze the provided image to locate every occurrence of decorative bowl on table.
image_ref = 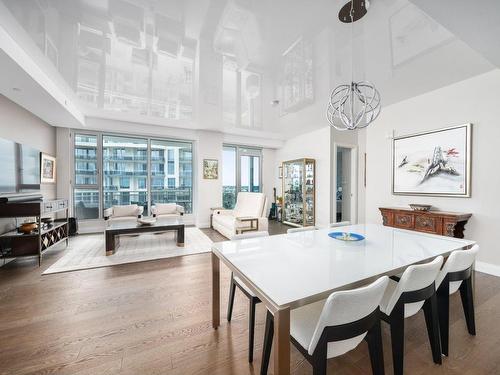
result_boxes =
[409,204,432,212]
[328,232,365,241]
[19,222,38,234]
[138,217,157,226]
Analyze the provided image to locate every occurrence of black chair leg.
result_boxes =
[388,306,405,375]
[260,311,274,375]
[366,320,385,375]
[423,294,442,365]
[311,342,328,375]
[227,274,236,322]
[459,277,476,335]
[437,282,450,356]
[248,298,257,362]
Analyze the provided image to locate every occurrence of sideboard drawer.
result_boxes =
[394,213,414,229]
[415,215,439,234]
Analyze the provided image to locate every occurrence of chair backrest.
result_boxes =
[308,276,389,357]
[287,226,318,234]
[234,192,267,218]
[112,204,138,218]
[329,221,351,228]
[231,231,269,240]
[386,256,443,317]
[436,245,479,294]
[154,203,178,215]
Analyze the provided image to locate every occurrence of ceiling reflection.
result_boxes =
[1,0,496,136]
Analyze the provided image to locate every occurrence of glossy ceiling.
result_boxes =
[0,0,497,139]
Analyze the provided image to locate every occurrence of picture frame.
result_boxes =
[203,159,218,179]
[40,153,57,183]
[392,123,472,197]
[278,166,283,179]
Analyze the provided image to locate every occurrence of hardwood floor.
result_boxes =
[0,223,499,374]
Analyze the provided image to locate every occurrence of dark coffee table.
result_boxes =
[105,218,185,255]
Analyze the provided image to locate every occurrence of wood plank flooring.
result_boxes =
[0,222,499,374]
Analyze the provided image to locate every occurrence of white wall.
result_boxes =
[0,94,56,199]
[364,69,500,273]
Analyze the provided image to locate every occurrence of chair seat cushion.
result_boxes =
[213,215,249,229]
[380,279,424,318]
[113,205,138,217]
[234,276,257,297]
[290,300,366,358]
[155,203,178,215]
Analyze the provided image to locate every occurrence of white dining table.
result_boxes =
[211,223,476,375]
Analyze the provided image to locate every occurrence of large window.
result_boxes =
[222,57,262,129]
[222,145,262,209]
[74,134,99,219]
[73,133,193,220]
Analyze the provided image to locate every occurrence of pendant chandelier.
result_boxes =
[327,0,381,131]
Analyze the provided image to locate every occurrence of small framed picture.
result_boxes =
[203,159,218,179]
[40,153,56,183]
[279,166,283,179]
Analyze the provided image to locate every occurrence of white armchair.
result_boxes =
[212,192,268,239]
[104,204,144,223]
[151,203,184,218]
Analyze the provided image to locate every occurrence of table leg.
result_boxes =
[106,232,116,256]
[177,226,185,247]
[211,252,220,329]
[274,307,290,375]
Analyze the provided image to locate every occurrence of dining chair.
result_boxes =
[227,230,269,362]
[329,221,351,228]
[435,244,479,356]
[287,226,319,234]
[379,256,443,375]
[261,276,389,375]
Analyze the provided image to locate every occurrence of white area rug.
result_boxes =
[43,227,213,274]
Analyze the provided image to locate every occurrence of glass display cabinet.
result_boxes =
[282,158,315,227]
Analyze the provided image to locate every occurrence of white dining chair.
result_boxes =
[329,221,351,228]
[287,226,319,234]
[227,230,269,362]
[379,256,443,375]
[261,276,389,375]
[436,244,479,356]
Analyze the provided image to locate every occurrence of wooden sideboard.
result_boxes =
[379,207,472,238]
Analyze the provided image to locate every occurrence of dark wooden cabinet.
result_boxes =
[0,199,69,265]
[379,207,472,238]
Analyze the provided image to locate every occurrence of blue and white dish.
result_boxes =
[328,231,365,241]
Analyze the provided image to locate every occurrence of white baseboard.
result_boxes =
[475,261,500,277]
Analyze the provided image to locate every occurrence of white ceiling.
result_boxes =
[0,0,498,141]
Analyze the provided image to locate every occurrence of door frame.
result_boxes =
[332,142,358,224]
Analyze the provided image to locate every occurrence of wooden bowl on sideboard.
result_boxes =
[19,222,38,234]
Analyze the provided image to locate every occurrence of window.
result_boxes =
[222,56,262,129]
[74,134,99,219]
[73,132,193,220]
[280,38,313,114]
[151,139,192,213]
[222,145,262,209]
[103,135,148,213]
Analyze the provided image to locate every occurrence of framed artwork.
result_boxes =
[279,166,283,179]
[392,124,471,197]
[40,153,56,183]
[203,159,218,179]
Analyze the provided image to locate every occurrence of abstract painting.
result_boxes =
[40,153,56,183]
[203,159,218,179]
[392,124,471,197]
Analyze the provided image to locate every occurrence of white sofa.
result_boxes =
[212,192,268,239]
[104,204,144,223]
[151,203,184,218]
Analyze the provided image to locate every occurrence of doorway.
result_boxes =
[333,144,358,224]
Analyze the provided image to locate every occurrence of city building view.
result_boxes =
[74,134,192,219]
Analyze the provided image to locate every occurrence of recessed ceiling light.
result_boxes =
[12,87,21,92]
